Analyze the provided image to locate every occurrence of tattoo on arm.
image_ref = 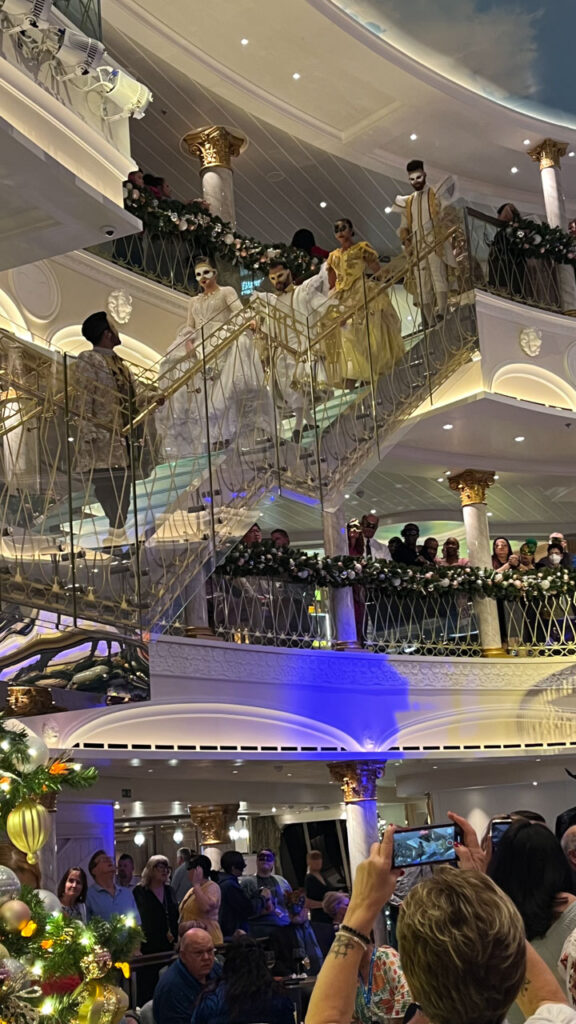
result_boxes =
[329,934,360,960]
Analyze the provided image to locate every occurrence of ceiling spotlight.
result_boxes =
[129,758,141,767]
[344,493,350,499]
[113,800,120,810]
[445,470,451,476]
[510,166,519,174]
[443,423,453,430]
[494,474,499,480]
[570,152,576,158]
[292,72,301,80]
[437,477,444,483]
[370,508,377,514]
[173,826,184,844]
[532,780,538,786]
[240,37,249,45]
[523,139,531,145]
[409,132,418,141]
[319,201,327,208]
[514,435,525,442]
[487,511,493,517]
[271,806,277,814]
[133,830,145,847]
[384,206,392,214]
[167,758,178,767]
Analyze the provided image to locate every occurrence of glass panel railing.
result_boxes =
[54,0,102,38]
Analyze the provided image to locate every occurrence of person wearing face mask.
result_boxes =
[538,542,566,570]
[159,260,273,453]
[253,260,331,442]
[321,218,403,387]
[536,534,572,570]
[393,160,457,326]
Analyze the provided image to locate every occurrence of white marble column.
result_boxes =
[329,761,386,943]
[322,507,361,650]
[528,139,576,313]
[181,126,248,227]
[449,470,505,656]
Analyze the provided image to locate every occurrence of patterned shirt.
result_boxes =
[353,945,412,1024]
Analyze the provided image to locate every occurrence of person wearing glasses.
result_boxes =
[134,855,179,1003]
[153,927,222,1024]
[240,848,292,939]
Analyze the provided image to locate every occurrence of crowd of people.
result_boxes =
[49,800,576,1024]
[52,843,351,1022]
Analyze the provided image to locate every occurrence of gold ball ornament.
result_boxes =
[0,898,31,931]
[6,800,50,864]
[75,980,129,1024]
[80,947,112,981]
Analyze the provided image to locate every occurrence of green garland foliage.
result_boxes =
[0,718,97,826]
[123,183,316,280]
[219,540,576,601]
[505,217,576,264]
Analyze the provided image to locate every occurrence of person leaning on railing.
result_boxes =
[487,203,528,300]
[305,814,576,1024]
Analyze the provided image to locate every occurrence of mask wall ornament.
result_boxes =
[519,326,542,357]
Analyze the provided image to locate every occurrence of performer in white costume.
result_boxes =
[393,159,456,325]
[156,260,273,457]
[253,260,331,441]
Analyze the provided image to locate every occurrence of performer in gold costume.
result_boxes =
[321,218,403,387]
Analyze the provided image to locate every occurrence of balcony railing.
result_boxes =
[202,572,576,658]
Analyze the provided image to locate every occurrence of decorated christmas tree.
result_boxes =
[0,718,142,1023]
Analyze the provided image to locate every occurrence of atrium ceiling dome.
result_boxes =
[328,0,576,124]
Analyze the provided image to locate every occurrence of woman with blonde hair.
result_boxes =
[133,855,179,1003]
[179,854,223,945]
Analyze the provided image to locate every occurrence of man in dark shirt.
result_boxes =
[395,522,426,566]
[218,850,253,939]
[153,927,221,1024]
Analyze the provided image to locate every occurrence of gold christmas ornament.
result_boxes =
[0,899,31,931]
[6,800,50,865]
[80,947,112,981]
[75,980,129,1024]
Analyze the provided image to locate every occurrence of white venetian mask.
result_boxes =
[195,265,217,285]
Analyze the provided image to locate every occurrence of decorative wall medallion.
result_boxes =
[9,263,60,321]
[107,289,133,324]
[565,342,576,385]
[519,326,542,357]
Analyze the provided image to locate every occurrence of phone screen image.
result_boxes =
[392,824,460,868]
[490,818,512,849]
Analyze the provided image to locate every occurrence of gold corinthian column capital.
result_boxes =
[328,761,385,802]
[188,803,239,844]
[527,138,569,171]
[181,125,248,171]
[449,469,496,507]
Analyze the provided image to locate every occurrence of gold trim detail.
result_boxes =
[188,803,239,844]
[527,138,568,171]
[181,126,248,170]
[449,468,496,507]
[328,761,386,802]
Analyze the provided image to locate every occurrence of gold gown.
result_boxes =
[322,241,403,385]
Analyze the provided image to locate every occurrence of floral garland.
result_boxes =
[505,217,576,264]
[123,183,315,280]
[219,540,576,600]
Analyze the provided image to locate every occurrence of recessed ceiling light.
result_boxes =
[493,474,499,480]
[410,132,418,141]
[241,37,249,45]
[147,768,153,773]
[129,758,141,767]
[344,493,350,499]
[487,511,493,517]
[114,800,120,809]
[168,758,178,767]
[370,508,377,514]
[319,201,327,208]
[510,166,519,174]
[443,423,453,430]
[514,435,525,442]
[570,152,576,158]
[445,470,451,476]
[232,769,238,774]
[532,780,538,786]
[523,138,531,145]
[437,477,444,483]
[287,772,292,777]
[271,806,277,812]
[292,72,301,80]
[384,206,392,214]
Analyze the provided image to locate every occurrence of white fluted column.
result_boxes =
[528,139,576,313]
[449,469,505,656]
[181,125,248,227]
[323,507,361,650]
[329,761,386,943]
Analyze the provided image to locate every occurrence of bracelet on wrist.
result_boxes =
[340,923,371,946]
[336,930,368,952]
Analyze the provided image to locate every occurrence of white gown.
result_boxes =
[156,286,273,457]
[254,269,331,418]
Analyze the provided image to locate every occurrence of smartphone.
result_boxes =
[489,817,512,850]
[392,823,462,868]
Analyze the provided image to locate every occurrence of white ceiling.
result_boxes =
[103,0,576,212]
